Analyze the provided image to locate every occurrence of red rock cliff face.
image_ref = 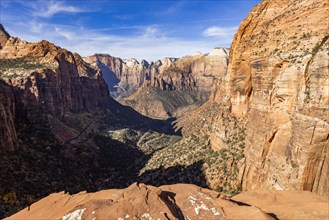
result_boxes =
[85,48,229,101]
[0,80,17,150]
[211,0,329,196]
[0,36,110,150]
[148,49,229,92]
[84,54,152,100]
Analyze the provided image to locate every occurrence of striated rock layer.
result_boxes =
[121,49,229,118]
[84,54,152,100]
[0,80,17,150]
[8,183,328,220]
[206,0,329,196]
[84,49,229,119]
[0,35,111,151]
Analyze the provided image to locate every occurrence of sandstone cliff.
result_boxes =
[204,0,329,196]
[121,48,229,119]
[0,35,111,149]
[84,54,153,100]
[85,48,228,99]
[8,183,328,220]
[0,24,9,49]
[0,80,17,151]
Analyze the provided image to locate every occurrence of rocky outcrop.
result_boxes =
[0,24,9,49]
[8,183,328,220]
[0,31,111,150]
[207,0,329,196]
[232,189,329,220]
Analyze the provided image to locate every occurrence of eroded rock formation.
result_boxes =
[0,80,17,150]
[207,0,329,196]
[8,183,328,220]
[85,48,229,102]
[121,48,229,118]
[0,30,111,150]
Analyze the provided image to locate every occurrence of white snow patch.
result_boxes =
[125,214,130,218]
[62,208,86,220]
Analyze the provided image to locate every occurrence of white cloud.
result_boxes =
[141,26,164,38]
[160,0,187,15]
[29,21,43,33]
[203,26,238,37]
[31,1,88,18]
[54,27,76,40]
[6,22,229,62]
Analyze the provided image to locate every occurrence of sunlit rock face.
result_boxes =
[210,0,329,196]
[84,48,229,100]
[0,32,111,151]
[85,49,229,119]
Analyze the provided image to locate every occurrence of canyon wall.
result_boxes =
[211,0,329,196]
[84,54,152,100]
[85,48,229,101]
[122,49,229,118]
[0,80,17,150]
[0,33,111,150]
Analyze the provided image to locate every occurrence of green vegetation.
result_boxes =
[139,104,246,196]
[311,43,321,56]
[0,56,47,72]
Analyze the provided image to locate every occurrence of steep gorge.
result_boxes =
[0,27,180,217]
[1,0,329,218]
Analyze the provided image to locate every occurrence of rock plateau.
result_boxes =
[7,183,328,220]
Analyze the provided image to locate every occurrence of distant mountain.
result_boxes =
[123,48,229,119]
[85,48,229,119]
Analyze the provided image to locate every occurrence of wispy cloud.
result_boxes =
[158,0,187,15]
[203,26,238,37]
[141,26,164,38]
[28,1,91,18]
[29,21,43,33]
[1,0,242,61]
[189,18,239,23]
[5,21,227,61]
[114,14,135,20]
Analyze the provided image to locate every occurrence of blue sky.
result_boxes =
[0,0,260,61]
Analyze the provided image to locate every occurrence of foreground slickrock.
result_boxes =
[232,190,329,220]
[7,183,328,220]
